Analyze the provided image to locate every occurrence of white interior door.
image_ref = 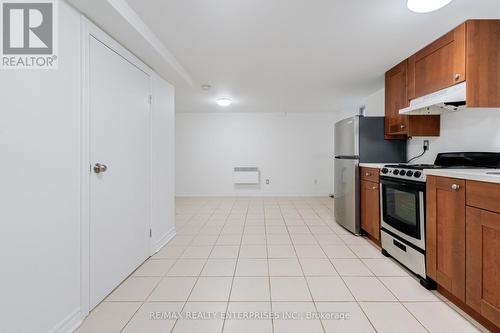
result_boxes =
[89,36,151,308]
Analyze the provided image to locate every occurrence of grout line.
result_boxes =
[167,198,228,333]
[278,199,327,333]
[220,198,247,333]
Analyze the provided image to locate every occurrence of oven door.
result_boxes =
[380,177,426,250]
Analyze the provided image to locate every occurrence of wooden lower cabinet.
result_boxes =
[466,207,500,328]
[361,179,380,244]
[426,176,466,302]
[427,176,500,331]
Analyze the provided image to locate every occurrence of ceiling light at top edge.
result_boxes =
[407,0,453,13]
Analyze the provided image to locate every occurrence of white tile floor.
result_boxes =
[77,197,488,333]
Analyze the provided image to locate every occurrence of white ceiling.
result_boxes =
[123,0,500,113]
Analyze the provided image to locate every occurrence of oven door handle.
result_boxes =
[380,177,426,191]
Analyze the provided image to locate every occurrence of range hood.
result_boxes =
[399,82,466,115]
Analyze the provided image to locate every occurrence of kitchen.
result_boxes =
[1,1,500,333]
[334,19,500,332]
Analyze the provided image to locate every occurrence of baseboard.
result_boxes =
[175,193,330,198]
[153,226,176,254]
[49,308,82,333]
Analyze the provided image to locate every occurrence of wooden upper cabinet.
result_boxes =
[466,20,500,108]
[385,61,409,137]
[408,23,466,100]
[407,20,500,107]
[466,206,500,328]
[426,176,466,302]
[384,20,500,140]
[385,61,440,138]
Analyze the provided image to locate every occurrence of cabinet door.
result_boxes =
[361,180,380,242]
[385,60,409,137]
[408,23,466,99]
[426,176,466,301]
[466,20,500,108]
[466,207,500,328]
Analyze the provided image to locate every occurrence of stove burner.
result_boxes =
[382,152,500,182]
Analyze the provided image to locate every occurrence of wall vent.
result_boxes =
[233,167,260,184]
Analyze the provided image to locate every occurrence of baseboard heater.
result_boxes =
[233,167,260,185]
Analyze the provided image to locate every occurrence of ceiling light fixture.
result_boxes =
[216,98,232,107]
[407,0,453,13]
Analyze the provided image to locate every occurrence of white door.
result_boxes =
[89,36,151,308]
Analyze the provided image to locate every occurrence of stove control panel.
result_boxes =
[381,167,426,182]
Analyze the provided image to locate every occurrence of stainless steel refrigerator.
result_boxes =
[334,116,406,234]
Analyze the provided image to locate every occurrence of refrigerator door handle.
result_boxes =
[334,155,360,160]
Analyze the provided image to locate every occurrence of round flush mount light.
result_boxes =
[407,0,453,13]
[216,98,232,107]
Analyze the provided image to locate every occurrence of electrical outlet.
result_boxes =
[266,179,270,185]
[423,140,430,151]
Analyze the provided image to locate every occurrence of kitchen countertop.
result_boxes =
[359,163,387,169]
[424,169,500,184]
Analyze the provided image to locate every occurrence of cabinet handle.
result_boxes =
[400,124,406,129]
[365,172,371,176]
[454,73,461,81]
[371,186,378,190]
[451,184,460,191]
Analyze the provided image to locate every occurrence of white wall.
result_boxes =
[362,89,385,117]
[0,2,82,332]
[407,110,500,164]
[361,88,500,163]
[175,110,357,197]
[0,3,176,332]
[151,73,176,251]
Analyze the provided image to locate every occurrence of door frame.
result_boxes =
[79,18,154,317]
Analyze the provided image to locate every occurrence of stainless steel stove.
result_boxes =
[379,152,500,289]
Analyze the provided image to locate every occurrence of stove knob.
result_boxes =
[414,171,422,178]
[406,171,414,177]
[400,170,406,176]
[393,169,400,175]
[381,168,389,174]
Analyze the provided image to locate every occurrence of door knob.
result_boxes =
[94,163,108,174]
[454,73,461,81]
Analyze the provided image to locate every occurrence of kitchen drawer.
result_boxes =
[360,167,379,183]
[466,180,500,214]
